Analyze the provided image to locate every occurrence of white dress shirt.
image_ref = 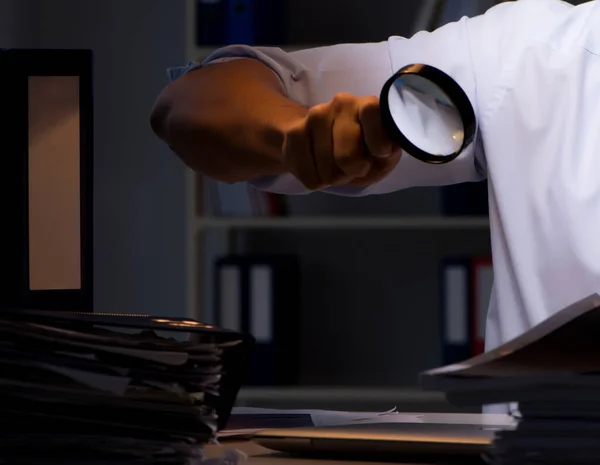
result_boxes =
[169,0,600,413]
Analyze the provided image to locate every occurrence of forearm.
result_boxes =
[150,58,307,183]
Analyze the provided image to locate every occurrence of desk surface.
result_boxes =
[204,414,513,464]
[204,440,473,465]
[204,440,402,465]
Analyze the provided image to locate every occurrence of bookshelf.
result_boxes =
[183,0,492,404]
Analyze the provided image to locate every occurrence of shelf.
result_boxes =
[196,216,490,231]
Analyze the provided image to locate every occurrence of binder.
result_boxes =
[440,181,489,216]
[195,0,287,47]
[440,258,472,365]
[195,0,253,46]
[214,255,300,385]
[440,254,494,363]
[470,255,493,356]
[217,262,242,332]
[227,0,254,45]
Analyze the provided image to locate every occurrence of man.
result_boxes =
[151,0,600,412]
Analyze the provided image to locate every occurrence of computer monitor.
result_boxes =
[0,49,93,311]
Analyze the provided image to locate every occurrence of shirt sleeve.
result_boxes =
[168,4,512,196]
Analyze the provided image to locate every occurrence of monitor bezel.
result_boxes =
[0,49,93,312]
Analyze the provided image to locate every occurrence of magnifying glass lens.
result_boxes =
[387,74,464,157]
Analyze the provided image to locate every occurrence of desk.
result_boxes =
[205,441,379,464]
[204,440,475,465]
[203,414,510,464]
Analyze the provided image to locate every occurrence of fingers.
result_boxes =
[331,94,371,179]
[306,104,348,186]
[348,150,403,187]
[357,96,394,159]
[283,93,399,190]
[283,119,322,190]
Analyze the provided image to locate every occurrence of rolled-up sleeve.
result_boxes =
[168,7,506,196]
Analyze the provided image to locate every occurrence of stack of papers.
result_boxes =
[0,309,253,464]
[420,293,600,465]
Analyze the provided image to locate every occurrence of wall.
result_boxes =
[286,0,422,45]
[0,0,36,47]
[3,0,191,317]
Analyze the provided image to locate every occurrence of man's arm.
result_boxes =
[151,5,512,195]
[151,58,305,183]
[152,42,401,191]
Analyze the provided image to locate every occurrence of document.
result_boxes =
[219,407,421,438]
[218,407,516,439]
[0,307,253,464]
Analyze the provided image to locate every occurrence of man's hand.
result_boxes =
[282,93,402,190]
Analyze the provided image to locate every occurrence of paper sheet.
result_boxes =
[312,407,423,426]
[38,363,132,395]
[230,406,418,424]
[219,407,423,437]
[219,408,517,438]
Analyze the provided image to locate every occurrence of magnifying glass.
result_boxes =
[379,64,476,164]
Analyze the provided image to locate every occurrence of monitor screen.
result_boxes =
[28,76,82,292]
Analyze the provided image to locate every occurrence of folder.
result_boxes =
[217,262,242,333]
[195,0,287,47]
[440,254,494,364]
[195,0,228,46]
[440,258,472,365]
[470,255,493,356]
[440,181,489,216]
[226,0,254,45]
[214,255,300,385]
[252,0,287,45]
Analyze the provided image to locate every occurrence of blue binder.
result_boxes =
[195,0,287,47]
[441,180,489,216]
[440,258,472,365]
[227,0,254,45]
